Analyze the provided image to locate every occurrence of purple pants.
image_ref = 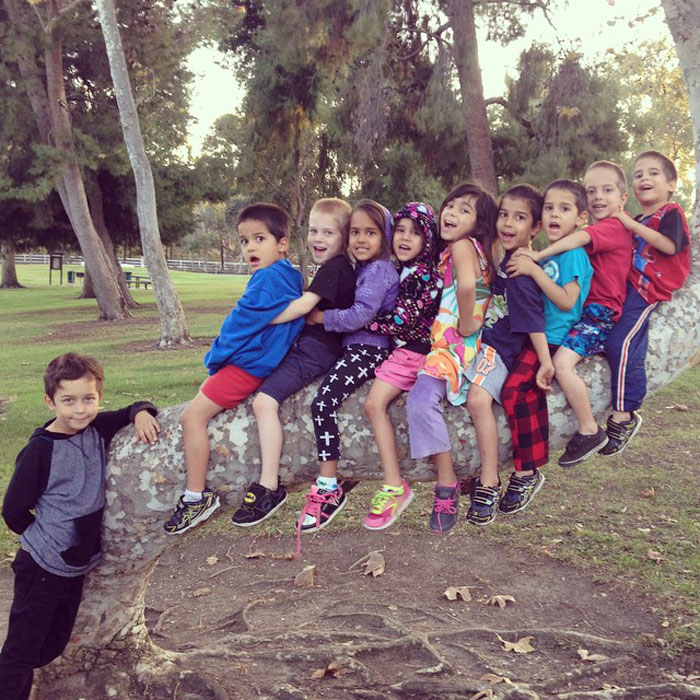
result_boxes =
[406,373,452,459]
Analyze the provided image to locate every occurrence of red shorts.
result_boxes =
[200,365,263,409]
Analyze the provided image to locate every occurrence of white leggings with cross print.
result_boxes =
[311,343,389,462]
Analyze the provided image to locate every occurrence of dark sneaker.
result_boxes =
[499,470,545,514]
[429,483,459,534]
[466,481,501,526]
[558,428,609,468]
[231,481,287,527]
[163,490,220,535]
[600,412,643,456]
[298,485,346,533]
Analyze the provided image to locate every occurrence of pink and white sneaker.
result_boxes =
[363,480,414,531]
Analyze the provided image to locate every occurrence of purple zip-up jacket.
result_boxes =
[324,258,399,349]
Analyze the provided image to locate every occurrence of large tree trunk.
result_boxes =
[3,0,130,320]
[0,239,24,288]
[444,0,498,194]
[95,0,190,347]
[84,174,138,308]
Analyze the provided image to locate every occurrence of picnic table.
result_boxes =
[125,273,151,289]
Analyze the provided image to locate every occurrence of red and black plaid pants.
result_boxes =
[500,344,556,472]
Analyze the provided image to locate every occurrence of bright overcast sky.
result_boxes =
[186,0,672,154]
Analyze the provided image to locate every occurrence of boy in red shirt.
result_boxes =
[601,151,691,454]
[516,161,633,467]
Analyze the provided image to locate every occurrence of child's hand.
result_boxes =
[612,209,635,230]
[536,361,555,394]
[134,410,161,445]
[512,247,539,263]
[306,308,324,325]
[506,254,538,278]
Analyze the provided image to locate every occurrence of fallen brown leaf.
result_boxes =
[577,648,610,662]
[349,551,386,577]
[647,549,664,563]
[206,555,219,566]
[497,634,535,654]
[469,691,494,700]
[243,551,266,559]
[191,587,211,598]
[269,551,296,560]
[640,487,655,499]
[672,403,689,412]
[310,669,326,680]
[479,673,512,685]
[294,564,317,588]
[443,586,472,602]
[485,594,515,609]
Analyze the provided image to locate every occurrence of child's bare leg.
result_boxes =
[433,450,457,487]
[180,392,225,492]
[364,379,404,487]
[253,392,283,490]
[319,460,339,479]
[467,384,499,487]
[553,347,598,434]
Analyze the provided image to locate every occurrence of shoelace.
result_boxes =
[295,487,339,557]
[369,489,401,514]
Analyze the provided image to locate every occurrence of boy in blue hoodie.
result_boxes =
[164,203,304,535]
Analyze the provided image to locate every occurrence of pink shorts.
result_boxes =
[374,348,426,392]
[201,365,263,409]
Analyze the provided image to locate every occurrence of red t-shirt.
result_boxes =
[583,218,633,320]
[628,203,690,304]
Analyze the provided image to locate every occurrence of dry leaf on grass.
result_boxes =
[577,648,610,662]
[496,634,535,654]
[443,586,472,602]
[647,549,665,563]
[191,587,211,598]
[672,403,689,412]
[484,594,515,609]
[640,487,655,499]
[311,656,358,680]
[206,555,219,566]
[244,551,266,559]
[349,550,386,577]
[294,564,317,588]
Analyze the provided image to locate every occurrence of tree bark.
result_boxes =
[3,0,130,320]
[0,239,24,288]
[95,0,190,347]
[84,174,138,308]
[444,0,498,194]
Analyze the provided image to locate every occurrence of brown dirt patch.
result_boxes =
[138,530,697,699]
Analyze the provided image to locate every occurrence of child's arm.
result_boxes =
[507,255,581,311]
[369,264,438,335]
[530,332,554,393]
[270,291,322,324]
[1,440,50,535]
[452,238,481,338]
[92,401,159,447]
[613,210,677,255]
[516,229,592,264]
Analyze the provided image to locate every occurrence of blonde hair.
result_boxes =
[310,198,352,247]
[586,160,628,195]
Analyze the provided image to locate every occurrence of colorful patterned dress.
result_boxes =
[419,237,492,406]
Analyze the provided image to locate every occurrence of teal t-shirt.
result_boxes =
[540,248,593,345]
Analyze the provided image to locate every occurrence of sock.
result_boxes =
[316,476,338,491]
[184,489,203,503]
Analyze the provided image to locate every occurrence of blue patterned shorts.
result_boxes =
[561,303,616,358]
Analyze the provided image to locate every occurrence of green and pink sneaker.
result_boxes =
[363,480,414,531]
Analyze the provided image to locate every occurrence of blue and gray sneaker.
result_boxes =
[467,480,502,526]
[499,470,545,514]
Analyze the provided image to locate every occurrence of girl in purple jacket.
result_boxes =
[298,199,399,535]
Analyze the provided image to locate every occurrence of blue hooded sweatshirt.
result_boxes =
[204,259,304,377]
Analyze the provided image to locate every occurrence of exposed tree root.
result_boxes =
[536,655,634,693]
[556,682,700,699]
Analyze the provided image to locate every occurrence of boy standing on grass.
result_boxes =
[465,184,554,527]
[502,179,592,513]
[163,203,304,535]
[601,151,690,454]
[0,352,159,700]
[515,161,633,467]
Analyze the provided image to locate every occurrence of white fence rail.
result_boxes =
[15,254,249,275]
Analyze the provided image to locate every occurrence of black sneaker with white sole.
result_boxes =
[599,412,643,456]
[231,481,288,527]
[558,428,609,468]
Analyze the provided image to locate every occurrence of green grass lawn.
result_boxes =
[1,264,698,653]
